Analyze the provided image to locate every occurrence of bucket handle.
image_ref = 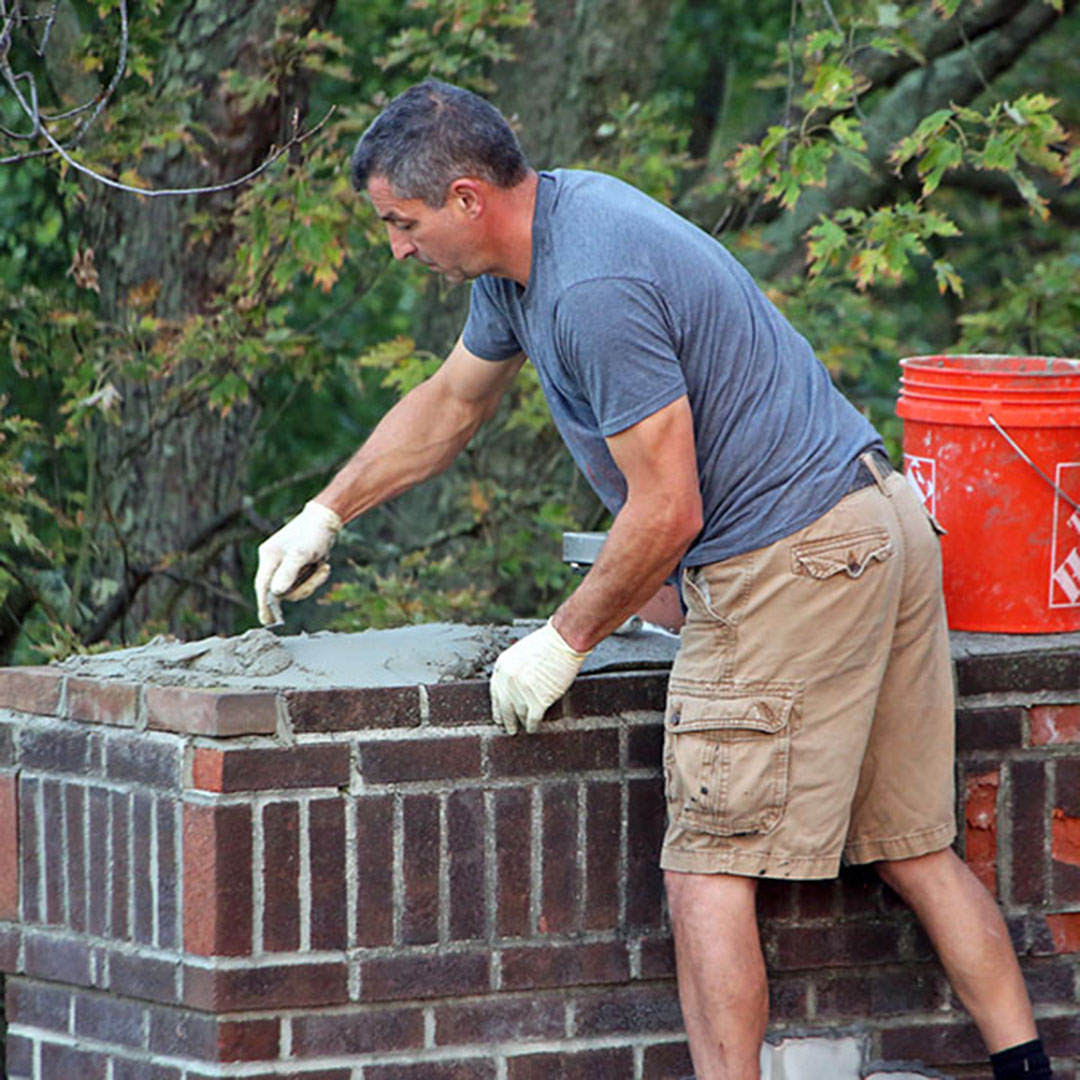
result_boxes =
[988,413,1080,515]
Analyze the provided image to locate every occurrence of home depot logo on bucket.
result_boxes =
[905,455,937,518]
[1050,463,1080,608]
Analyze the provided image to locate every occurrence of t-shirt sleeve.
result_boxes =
[462,276,522,361]
[554,277,687,436]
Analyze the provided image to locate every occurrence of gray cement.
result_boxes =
[56,620,680,691]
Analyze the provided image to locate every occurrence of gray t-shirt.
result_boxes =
[463,169,882,569]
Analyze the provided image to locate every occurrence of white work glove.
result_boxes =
[254,501,342,626]
[490,619,591,735]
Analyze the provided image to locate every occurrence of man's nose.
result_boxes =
[389,231,416,261]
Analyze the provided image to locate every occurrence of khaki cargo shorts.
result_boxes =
[661,456,957,879]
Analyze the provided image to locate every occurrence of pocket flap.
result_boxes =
[792,528,892,580]
[666,688,794,735]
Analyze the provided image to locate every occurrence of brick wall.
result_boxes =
[0,637,1077,1079]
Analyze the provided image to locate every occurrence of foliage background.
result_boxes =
[0,0,1077,662]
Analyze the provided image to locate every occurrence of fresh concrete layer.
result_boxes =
[56,621,680,691]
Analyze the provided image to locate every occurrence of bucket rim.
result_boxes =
[900,353,1080,377]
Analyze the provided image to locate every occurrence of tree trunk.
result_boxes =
[80,0,334,640]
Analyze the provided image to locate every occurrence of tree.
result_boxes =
[1,0,1076,661]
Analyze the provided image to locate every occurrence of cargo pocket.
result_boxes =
[663,683,796,837]
[791,528,892,580]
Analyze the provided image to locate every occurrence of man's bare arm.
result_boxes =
[316,336,524,523]
[551,394,703,652]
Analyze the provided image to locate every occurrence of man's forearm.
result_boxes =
[552,495,700,652]
[315,375,490,524]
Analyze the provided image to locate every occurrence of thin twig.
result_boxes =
[31,105,336,197]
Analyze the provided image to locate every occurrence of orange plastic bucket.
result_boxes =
[896,354,1080,633]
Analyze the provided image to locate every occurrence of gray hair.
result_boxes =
[351,79,529,207]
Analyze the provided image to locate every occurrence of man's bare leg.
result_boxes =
[665,870,767,1080]
[875,848,1037,1053]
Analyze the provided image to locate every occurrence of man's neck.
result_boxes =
[487,170,539,287]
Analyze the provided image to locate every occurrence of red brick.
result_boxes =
[558,671,667,719]
[963,769,999,896]
[23,932,94,987]
[146,686,277,736]
[769,973,811,1020]
[796,880,840,920]
[494,787,532,938]
[157,796,179,949]
[112,1064,182,1080]
[40,1042,107,1080]
[182,802,253,957]
[310,797,348,950]
[107,950,180,1005]
[191,743,350,793]
[362,736,481,784]
[756,879,796,921]
[361,951,490,1002]
[815,966,945,1018]
[87,787,109,936]
[1052,807,1080,868]
[1040,1011,1080,1055]
[639,936,676,980]
[183,961,348,1011]
[367,1062,495,1080]
[0,771,18,919]
[500,941,629,991]
[772,920,902,970]
[0,925,19,969]
[427,680,491,726]
[626,777,664,928]
[20,723,97,775]
[263,801,301,952]
[132,792,154,945]
[955,706,1023,751]
[573,984,683,1035]
[73,989,145,1047]
[356,795,394,947]
[541,783,579,934]
[435,996,564,1045]
[1030,704,1080,745]
[1009,759,1048,906]
[285,685,422,733]
[643,1040,693,1080]
[106,731,181,788]
[447,788,486,941]
[584,782,620,930]
[291,1005,425,1056]
[148,1007,215,1058]
[4,1032,33,1077]
[111,791,130,940]
[41,779,65,924]
[5,979,71,1028]
[402,794,440,945]
[508,1047,635,1079]
[64,677,139,727]
[65,783,87,932]
[0,667,62,715]
[1057,758,1080,816]
[489,729,619,778]
[219,1018,281,1062]
[1045,911,1080,952]
[627,723,662,769]
[878,1019,986,1065]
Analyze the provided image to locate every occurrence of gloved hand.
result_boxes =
[254,500,342,626]
[490,619,591,735]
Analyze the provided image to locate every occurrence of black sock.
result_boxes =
[990,1038,1053,1080]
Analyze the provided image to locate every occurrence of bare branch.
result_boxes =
[1,0,336,197]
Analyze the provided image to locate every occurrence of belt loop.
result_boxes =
[860,451,893,497]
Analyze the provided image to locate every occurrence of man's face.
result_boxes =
[367,175,479,284]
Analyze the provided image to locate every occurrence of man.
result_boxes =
[253,79,1051,1080]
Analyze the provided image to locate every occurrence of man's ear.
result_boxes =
[448,178,485,220]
